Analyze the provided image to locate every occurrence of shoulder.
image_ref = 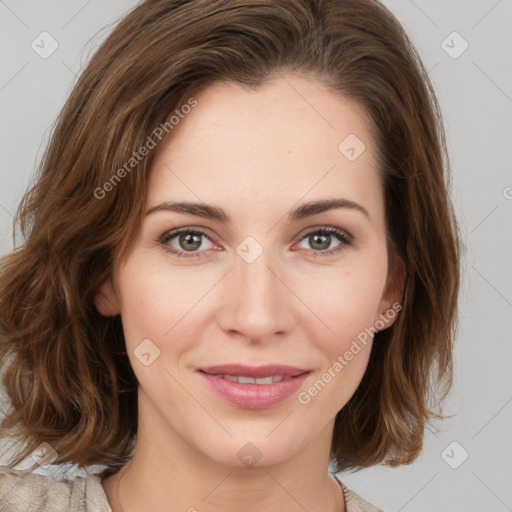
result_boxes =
[0,465,112,512]
[334,475,386,512]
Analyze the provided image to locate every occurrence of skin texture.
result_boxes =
[96,73,404,512]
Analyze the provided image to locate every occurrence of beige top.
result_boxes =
[0,466,384,511]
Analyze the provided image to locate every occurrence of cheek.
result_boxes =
[298,282,377,414]
[117,259,215,353]
[116,261,211,404]
[293,261,386,408]
[295,258,387,343]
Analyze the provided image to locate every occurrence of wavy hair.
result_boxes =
[0,0,460,474]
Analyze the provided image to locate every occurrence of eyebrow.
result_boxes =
[145,198,370,223]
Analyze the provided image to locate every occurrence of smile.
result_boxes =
[212,374,293,384]
[198,369,310,409]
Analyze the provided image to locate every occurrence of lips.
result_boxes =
[197,364,311,409]
[199,363,309,378]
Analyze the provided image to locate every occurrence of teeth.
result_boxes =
[221,375,289,384]
[223,375,242,383]
[255,376,274,384]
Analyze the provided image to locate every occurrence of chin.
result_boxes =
[198,433,302,470]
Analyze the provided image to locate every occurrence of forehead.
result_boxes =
[147,74,383,225]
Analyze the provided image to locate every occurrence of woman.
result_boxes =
[0,0,460,510]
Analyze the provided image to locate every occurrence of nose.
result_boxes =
[217,245,295,343]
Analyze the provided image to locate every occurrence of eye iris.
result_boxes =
[310,233,330,251]
[179,233,202,251]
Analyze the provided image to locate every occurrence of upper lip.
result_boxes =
[199,364,310,378]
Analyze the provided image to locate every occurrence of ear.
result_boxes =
[94,277,121,316]
[374,256,406,330]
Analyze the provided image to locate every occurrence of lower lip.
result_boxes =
[198,371,310,410]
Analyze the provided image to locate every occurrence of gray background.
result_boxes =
[1,1,511,511]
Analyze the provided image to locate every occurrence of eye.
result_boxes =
[159,225,353,259]
[159,228,217,258]
[294,226,353,256]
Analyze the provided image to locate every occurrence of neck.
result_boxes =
[101,393,345,512]
[109,463,344,512]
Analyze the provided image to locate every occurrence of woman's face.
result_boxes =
[96,74,403,468]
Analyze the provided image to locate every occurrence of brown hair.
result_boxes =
[0,0,460,473]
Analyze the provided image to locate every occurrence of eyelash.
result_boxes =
[158,226,353,259]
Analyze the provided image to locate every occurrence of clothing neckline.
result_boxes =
[334,474,350,504]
